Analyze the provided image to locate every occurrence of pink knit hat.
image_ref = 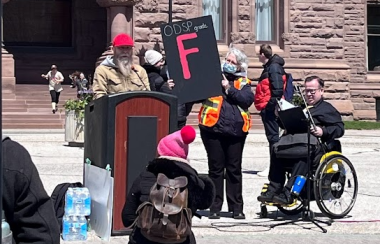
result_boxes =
[157,126,196,160]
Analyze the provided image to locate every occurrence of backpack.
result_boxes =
[284,73,294,102]
[135,173,192,243]
[51,182,83,232]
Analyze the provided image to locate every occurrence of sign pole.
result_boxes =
[169,0,172,23]
[0,1,3,241]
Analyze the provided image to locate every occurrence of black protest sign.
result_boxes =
[160,15,223,104]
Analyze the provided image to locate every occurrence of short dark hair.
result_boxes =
[304,76,324,88]
[259,44,272,59]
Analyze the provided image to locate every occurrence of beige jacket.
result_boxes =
[93,56,150,99]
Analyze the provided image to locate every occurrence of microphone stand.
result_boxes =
[269,87,332,233]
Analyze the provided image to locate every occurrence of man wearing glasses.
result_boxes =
[257,75,344,205]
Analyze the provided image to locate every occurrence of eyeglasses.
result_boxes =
[304,88,321,95]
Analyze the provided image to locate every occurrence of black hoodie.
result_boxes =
[122,157,215,244]
[2,137,60,244]
[142,63,172,94]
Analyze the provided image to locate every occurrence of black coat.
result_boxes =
[142,63,172,94]
[199,72,254,137]
[122,157,215,244]
[309,98,345,143]
[2,138,60,244]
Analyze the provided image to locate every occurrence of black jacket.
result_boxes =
[309,98,345,143]
[142,63,172,94]
[122,157,215,244]
[278,98,344,144]
[2,138,60,244]
[259,54,286,110]
[199,72,254,137]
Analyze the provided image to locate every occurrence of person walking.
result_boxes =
[41,64,64,114]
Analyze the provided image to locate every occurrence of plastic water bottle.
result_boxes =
[2,211,12,244]
[81,188,91,216]
[62,215,72,241]
[65,187,91,216]
[78,216,88,240]
[62,216,88,241]
[65,188,75,216]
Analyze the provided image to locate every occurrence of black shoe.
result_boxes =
[257,189,276,203]
[208,212,220,219]
[52,109,56,114]
[273,190,294,205]
[233,212,245,219]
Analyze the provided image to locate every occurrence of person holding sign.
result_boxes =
[198,47,254,220]
[92,33,150,99]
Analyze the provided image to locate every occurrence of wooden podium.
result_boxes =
[84,91,178,235]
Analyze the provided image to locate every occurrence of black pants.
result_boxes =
[260,109,280,145]
[177,102,194,129]
[268,145,323,193]
[50,90,61,104]
[201,130,246,213]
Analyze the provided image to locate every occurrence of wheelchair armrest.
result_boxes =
[324,140,342,153]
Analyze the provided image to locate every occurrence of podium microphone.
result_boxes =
[131,66,148,90]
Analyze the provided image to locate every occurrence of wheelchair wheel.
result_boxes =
[314,154,358,219]
[278,199,303,216]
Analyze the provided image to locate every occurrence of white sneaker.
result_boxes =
[257,167,269,177]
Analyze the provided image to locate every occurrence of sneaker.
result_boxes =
[233,212,246,220]
[257,167,269,177]
[273,189,294,205]
[208,212,220,219]
[257,188,276,203]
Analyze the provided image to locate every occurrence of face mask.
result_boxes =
[222,62,237,74]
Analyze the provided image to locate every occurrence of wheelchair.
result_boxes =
[259,144,358,219]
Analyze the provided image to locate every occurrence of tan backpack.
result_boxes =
[135,173,192,243]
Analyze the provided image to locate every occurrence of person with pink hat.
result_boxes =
[122,126,215,244]
[92,33,151,99]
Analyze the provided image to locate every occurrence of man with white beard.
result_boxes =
[93,33,150,99]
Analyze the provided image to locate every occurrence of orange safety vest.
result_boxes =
[198,78,252,132]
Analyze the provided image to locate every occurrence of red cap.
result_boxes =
[112,33,134,47]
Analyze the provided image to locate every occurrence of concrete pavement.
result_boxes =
[4,129,380,243]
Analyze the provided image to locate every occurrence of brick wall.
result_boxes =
[343,0,366,83]
[133,0,198,56]
[288,1,345,60]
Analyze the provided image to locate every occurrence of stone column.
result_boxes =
[95,0,137,66]
[2,0,16,93]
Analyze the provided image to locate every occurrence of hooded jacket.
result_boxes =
[2,137,60,244]
[122,157,215,244]
[255,54,286,111]
[142,63,172,94]
[92,56,151,99]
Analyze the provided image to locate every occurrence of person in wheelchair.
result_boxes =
[257,75,345,205]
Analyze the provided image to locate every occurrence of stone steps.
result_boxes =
[2,85,77,129]
[2,85,264,129]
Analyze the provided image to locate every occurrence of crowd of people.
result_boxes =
[14,32,345,244]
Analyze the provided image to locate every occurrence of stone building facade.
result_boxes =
[2,0,380,121]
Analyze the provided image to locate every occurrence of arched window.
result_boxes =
[4,0,72,47]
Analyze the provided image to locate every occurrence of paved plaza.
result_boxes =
[4,129,380,243]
